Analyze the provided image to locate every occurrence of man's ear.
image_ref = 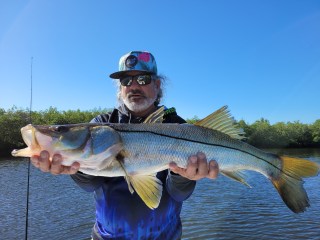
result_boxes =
[155,79,161,90]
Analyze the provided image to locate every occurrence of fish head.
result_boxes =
[11,124,91,158]
[33,124,90,151]
[12,124,122,164]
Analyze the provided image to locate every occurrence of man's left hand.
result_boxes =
[169,152,219,180]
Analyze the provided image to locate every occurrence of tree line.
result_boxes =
[1,107,319,157]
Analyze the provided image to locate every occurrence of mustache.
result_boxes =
[127,90,146,98]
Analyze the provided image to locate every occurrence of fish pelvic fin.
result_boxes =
[143,106,165,123]
[117,156,163,210]
[127,174,163,210]
[221,170,251,188]
[271,156,319,213]
[194,106,245,140]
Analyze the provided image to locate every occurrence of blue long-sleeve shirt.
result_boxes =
[71,106,196,240]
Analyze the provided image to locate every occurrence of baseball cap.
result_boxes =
[109,51,158,79]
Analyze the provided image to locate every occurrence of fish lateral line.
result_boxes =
[115,128,286,173]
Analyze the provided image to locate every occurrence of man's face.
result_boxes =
[120,73,160,113]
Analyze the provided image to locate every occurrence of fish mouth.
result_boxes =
[11,149,19,156]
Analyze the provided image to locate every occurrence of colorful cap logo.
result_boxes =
[109,51,158,79]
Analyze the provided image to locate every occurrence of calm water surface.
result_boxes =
[1,148,319,239]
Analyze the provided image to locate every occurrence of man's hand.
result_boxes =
[30,150,80,175]
[169,152,219,180]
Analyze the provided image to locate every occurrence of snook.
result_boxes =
[12,106,319,213]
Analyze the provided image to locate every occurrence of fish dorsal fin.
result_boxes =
[194,106,245,140]
[143,106,165,123]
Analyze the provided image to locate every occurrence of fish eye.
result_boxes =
[52,126,69,133]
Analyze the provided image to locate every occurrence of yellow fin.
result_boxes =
[116,156,163,209]
[271,156,319,213]
[194,106,245,140]
[280,156,319,178]
[127,174,163,210]
[124,176,135,194]
[221,170,251,188]
[143,106,165,123]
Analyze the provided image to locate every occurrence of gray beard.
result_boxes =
[122,95,157,112]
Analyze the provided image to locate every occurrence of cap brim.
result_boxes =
[109,70,154,79]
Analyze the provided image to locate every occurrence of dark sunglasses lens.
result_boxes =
[136,75,152,85]
[120,75,153,86]
[120,77,132,86]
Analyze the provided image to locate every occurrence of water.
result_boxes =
[0,159,95,239]
[1,149,319,239]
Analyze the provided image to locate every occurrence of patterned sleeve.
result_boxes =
[166,171,196,202]
[70,172,105,192]
[90,114,110,123]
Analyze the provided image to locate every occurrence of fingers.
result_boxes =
[169,162,186,176]
[185,152,211,180]
[38,151,51,172]
[208,160,219,179]
[65,162,80,175]
[30,155,40,168]
[185,155,198,179]
[51,156,80,175]
[30,151,80,175]
[51,154,64,175]
[170,152,219,181]
[196,152,209,178]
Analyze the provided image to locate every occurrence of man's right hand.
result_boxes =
[31,150,80,175]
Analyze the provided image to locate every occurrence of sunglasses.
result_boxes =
[120,75,155,86]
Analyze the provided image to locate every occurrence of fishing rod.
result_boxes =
[25,57,33,240]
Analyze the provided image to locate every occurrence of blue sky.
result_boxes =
[1,0,319,124]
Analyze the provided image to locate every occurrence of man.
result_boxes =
[31,51,219,240]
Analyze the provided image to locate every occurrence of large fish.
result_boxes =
[12,106,319,213]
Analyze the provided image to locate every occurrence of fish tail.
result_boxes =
[271,156,319,213]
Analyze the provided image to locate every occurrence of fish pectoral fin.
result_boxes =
[127,174,163,210]
[143,106,165,123]
[194,106,245,140]
[95,143,123,170]
[221,170,251,188]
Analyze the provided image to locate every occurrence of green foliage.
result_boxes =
[242,119,317,148]
[310,120,320,143]
[186,116,200,124]
[237,120,251,137]
[0,107,28,156]
[246,118,277,147]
